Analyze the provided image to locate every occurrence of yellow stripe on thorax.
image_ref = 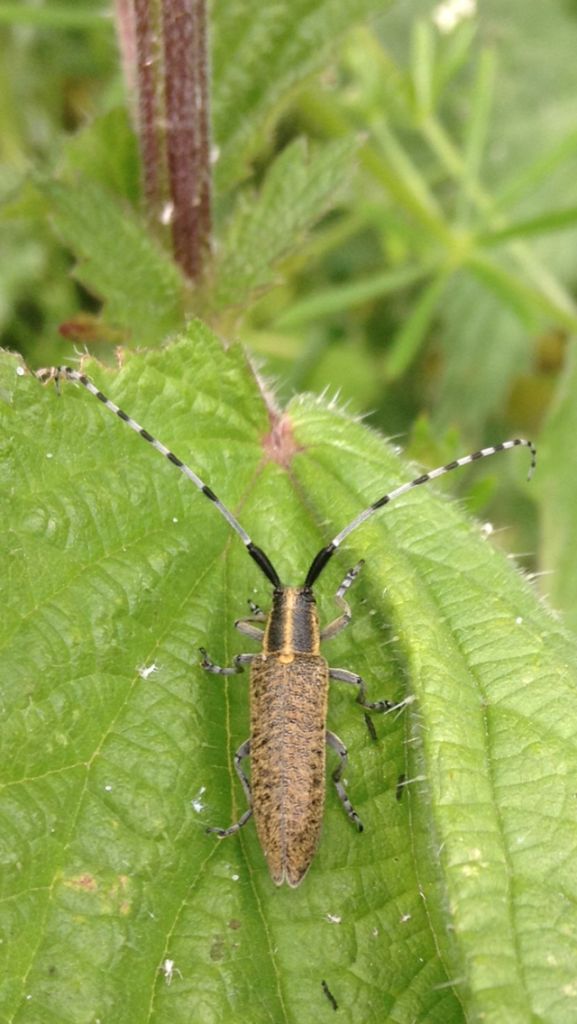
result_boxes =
[278,588,296,663]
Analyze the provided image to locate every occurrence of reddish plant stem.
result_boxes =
[162,0,212,280]
[133,0,165,215]
[114,0,138,98]
[116,0,212,282]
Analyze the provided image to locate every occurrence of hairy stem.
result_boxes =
[115,0,212,281]
[162,0,212,278]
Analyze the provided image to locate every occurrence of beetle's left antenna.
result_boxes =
[305,439,536,587]
[36,366,282,588]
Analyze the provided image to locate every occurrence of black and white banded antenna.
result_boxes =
[35,366,282,588]
[304,439,536,586]
[36,366,535,591]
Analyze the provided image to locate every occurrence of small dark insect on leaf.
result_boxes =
[322,979,338,1010]
[396,772,407,801]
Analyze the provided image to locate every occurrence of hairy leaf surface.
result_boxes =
[1,325,576,1023]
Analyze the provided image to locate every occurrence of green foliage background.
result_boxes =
[2,2,577,1022]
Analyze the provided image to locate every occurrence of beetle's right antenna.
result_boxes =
[304,439,536,587]
[36,367,282,589]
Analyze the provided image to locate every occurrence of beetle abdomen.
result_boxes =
[250,654,330,887]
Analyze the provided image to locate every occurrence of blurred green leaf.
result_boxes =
[2,324,577,1021]
[469,251,577,331]
[61,108,141,205]
[467,253,542,326]
[476,0,577,194]
[495,130,577,212]
[291,2,577,431]
[409,20,436,119]
[211,0,393,191]
[39,177,185,345]
[371,120,446,237]
[0,5,109,28]
[538,341,577,634]
[384,271,448,379]
[211,138,356,312]
[273,264,429,329]
[433,272,531,431]
[455,47,496,223]
[481,207,577,245]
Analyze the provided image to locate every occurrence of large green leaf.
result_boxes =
[2,323,577,1023]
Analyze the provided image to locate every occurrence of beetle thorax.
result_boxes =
[263,587,321,661]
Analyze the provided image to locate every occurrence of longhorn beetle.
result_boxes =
[36,365,536,887]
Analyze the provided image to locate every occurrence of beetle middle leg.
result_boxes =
[201,653,254,836]
[326,730,363,832]
[206,739,253,837]
[329,666,394,714]
[199,649,256,674]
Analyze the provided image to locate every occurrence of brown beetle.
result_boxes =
[37,365,535,886]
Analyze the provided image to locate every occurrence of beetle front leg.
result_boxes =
[199,649,256,674]
[206,739,253,837]
[248,599,267,621]
[234,599,267,640]
[320,560,364,641]
[329,666,394,713]
[326,730,363,832]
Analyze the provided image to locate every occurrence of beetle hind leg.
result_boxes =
[206,739,252,837]
[326,730,363,832]
[207,807,253,838]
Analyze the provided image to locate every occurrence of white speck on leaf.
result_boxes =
[138,663,158,680]
[191,786,206,813]
[161,958,182,985]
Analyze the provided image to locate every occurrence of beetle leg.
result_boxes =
[329,666,394,713]
[234,599,267,640]
[232,738,252,803]
[199,648,256,674]
[320,560,364,640]
[207,807,252,837]
[206,739,253,837]
[248,600,267,619]
[326,730,363,832]
[234,618,265,641]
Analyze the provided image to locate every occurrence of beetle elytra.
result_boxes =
[36,365,536,887]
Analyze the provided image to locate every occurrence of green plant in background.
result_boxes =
[2,2,577,1023]
[262,3,577,434]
